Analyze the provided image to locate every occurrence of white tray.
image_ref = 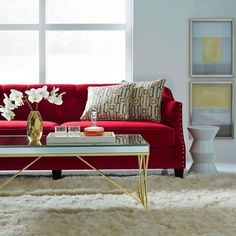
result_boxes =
[46,132,116,145]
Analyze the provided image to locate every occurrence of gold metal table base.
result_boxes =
[0,156,42,190]
[76,155,149,209]
[0,154,149,209]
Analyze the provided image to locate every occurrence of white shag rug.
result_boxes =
[0,174,236,236]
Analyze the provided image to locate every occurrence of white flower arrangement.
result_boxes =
[0,86,66,121]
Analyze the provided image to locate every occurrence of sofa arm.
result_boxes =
[161,99,186,169]
[161,100,182,128]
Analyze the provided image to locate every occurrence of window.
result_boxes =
[0,0,133,84]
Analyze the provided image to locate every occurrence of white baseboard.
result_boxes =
[0,169,164,176]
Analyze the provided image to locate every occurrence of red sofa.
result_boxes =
[0,84,186,178]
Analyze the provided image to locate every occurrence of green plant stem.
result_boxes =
[24,97,33,111]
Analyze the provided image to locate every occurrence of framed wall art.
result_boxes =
[190,18,235,78]
[189,80,234,138]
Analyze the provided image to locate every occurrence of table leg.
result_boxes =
[138,155,149,210]
[138,155,143,202]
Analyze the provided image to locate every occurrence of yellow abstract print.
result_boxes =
[202,37,222,63]
[192,84,231,109]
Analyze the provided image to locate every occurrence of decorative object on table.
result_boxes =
[84,108,104,136]
[188,126,219,174]
[55,126,67,137]
[68,126,80,136]
[0,86,66,143]
[27,111,43,145]
[189,18,234,77]
[189,80,234,138]
[46,131,116,144]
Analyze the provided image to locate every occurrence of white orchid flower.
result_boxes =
[53,93,66,105]
[9,89,24,106]
[50,87,59,96]
[48,95,55,104]
[48,87,66,105]
[37,86,49,100]
[25,88,42,103]
[3,93,18,110]
[0,105,15,121]
[1,86,65,121]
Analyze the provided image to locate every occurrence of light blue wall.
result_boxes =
[133,0,236,163]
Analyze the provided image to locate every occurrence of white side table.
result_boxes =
[188,126,219,174]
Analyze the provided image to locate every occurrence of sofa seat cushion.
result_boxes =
[0,120,58,135]
[62,120,175,147]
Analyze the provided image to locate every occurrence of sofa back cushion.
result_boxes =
[0,83,173,124]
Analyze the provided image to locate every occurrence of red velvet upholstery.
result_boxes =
[0,120,57,135]
[0,84,186,174]
[62,121,175,147]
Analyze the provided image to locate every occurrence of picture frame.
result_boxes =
[189,80,234,138]
[190,18,235,78]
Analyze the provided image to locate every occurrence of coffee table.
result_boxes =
[0,134,150,209]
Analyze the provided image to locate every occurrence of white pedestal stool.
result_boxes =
[188,126,219,174]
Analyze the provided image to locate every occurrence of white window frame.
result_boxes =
[0,0,133,83]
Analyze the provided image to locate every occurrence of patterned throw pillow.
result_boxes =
[129,78,166,122]
[80,83,134,121]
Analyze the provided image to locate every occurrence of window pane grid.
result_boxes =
[0,31,39,84]
[47,31,125,84]
[0,0,131,84]
[46,24,125,30]
[0,0,39,24]
[46,0,125,24]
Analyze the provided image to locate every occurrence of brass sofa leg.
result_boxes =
[52,170,62,180]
